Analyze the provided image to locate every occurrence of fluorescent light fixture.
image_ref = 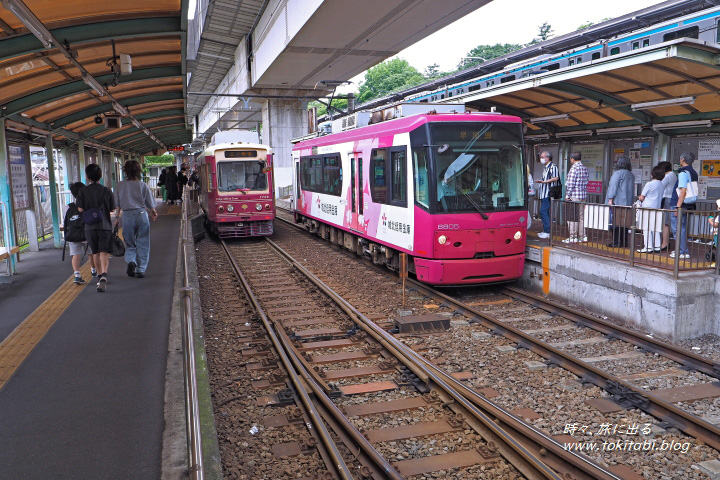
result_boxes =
[652,120,712,130]
[555,130,593,138]
[81,73,105,97]
[113,103,128,116]
[530,114,569,124]
[596,125,643,134]
[3,0,54,49]
[525,134,551,140]
[631,96,695,111]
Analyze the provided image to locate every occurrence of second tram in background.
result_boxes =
[292,104,528,286]
[197,133,275,238]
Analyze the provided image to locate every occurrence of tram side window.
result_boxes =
[323,155,341,196]
[371,149,387,204]
[391,149,407,206]
[300,156,323,193]
[413,148,430,209]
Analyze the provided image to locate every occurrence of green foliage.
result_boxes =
[577,18,611,31]
[458,43,523,70]
[356,58,425,103]
[423,63,452,79]
[144,155,174,166]
[309,98,349,117]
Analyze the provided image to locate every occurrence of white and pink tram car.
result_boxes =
[197,142,275,238]
[292,110,528,286]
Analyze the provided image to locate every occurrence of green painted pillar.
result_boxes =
[78,140,86,184]
[46,135,61,248]
[0,118,17,271]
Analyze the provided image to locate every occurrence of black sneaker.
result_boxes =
[135,272,145,278]
[74,276,86,285]
[97,277,107,292]
[127,262,136,277]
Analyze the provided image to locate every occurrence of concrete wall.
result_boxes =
[262,98,308,194]
[519,248,720,341]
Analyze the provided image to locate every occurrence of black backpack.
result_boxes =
[64,203,85,242]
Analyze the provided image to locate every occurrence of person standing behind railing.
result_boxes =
[636,166,666,253]
[669,152,699,259]
[606,156,635,248]
[658,161,677,251]
[536,151,559,239]
[562,152,589,243]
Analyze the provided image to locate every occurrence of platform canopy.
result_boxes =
[0,0,192,154]
[456,39,720,139]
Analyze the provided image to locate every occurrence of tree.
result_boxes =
[577,18,611,31]
[423,63,451,79]
[458,43,523,70]
[356,58,425,103]
[528,22,554,45]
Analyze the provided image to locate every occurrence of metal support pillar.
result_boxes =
[97,146,104,185]
[78,140,86,184]
[0,118,17,272]
[654,131,671,165]
[61,147,70,191]
[46,135,61,248]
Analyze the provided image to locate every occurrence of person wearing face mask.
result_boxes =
[535,151,559,239]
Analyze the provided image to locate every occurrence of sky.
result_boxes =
[338,0,661,93]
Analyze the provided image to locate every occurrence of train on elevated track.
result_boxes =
[292,106,528,286]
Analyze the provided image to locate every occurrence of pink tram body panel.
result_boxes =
[197,143,275,238]
[292,113,528,286]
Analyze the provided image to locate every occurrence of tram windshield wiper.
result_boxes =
[449,181,489,220]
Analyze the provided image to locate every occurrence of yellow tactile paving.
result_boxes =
[0,261,92,392]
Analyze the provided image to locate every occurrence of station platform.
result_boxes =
[522,213,720,341]
[0,203,185,479]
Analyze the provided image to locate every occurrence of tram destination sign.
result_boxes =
[167,146,185,152]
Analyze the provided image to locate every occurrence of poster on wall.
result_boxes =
[698,177,709,199]
[700,159,720,177]
[698,139,720,161]
[9,144,30,210]
[629,148,640,169]
[574,144,604,194]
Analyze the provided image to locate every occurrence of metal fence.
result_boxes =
[551,200,719,277]
[185,188,201,217]
[277,185,292,198]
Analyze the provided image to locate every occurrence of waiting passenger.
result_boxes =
[563,152,589,243]
[606,156,635,248]
[669,152,699,259]
[166,166,180,204]
[114,160,158,279]
[535,151,559,239]
[76,163,115,292]
[158,168,167,201]
[658,161,676,251]
[63,181,97,285]
[636,165,665,253]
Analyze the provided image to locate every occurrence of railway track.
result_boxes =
[205,234,630,479]
[268,208,720,477]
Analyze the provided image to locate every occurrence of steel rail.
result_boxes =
[264,236,613,480]
[180,199,204,480]
[410,280,720,451]
[220,240,354,480]
[502,285,720,378]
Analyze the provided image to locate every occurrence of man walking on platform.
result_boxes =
[563,152,589,243]
[536,151,559,239]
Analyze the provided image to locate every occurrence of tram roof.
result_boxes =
[452,38,720,139]
[0,0,192,154]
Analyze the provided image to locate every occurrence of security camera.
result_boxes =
[94,115,103,125]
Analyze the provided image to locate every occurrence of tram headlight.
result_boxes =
[514,231,522,241]
[227,205,234,212]
[265,203,270,210]
[217,205,224,212]
[255,203,263,211]
[438,235,447,245]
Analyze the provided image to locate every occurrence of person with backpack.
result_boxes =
[669,152,699,259]
[114,160,158,278]
[63,181,97,285]
[76,163,115,292]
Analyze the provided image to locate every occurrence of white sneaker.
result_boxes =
[637,248,653,253]
[580,236,588,242]
[680,253,690,259]
[537,232,550,238]
[562,237,579,244]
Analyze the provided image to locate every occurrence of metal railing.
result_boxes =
[180,191,204,480]
[550,200,719,277]
[1,200,13,276]
[277,185,292,198]
[186,188,201,217]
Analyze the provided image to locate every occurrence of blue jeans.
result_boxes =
[670,207,689,255]
[540,197,551,233]
[122,209,151,273]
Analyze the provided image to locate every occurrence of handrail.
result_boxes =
[180,193,204,480]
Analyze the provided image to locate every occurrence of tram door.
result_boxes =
[349,153,363,232]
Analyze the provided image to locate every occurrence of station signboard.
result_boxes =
[167,146,185,152]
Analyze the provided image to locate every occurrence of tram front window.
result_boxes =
[430,123,525,214]
[217,161,268,192]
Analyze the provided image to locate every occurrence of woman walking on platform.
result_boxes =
[114,160,158,278]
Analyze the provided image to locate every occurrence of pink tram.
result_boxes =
[292,111,528,286]
[196,142,275,238]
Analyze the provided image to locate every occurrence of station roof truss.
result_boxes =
[453,38,720,139]
[0,0,192,154]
